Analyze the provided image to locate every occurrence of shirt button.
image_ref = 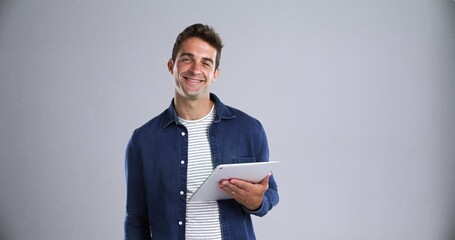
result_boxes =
[181,132,186,136]
[178,221,183,226]
[181,160,185,165]
[180,191,184,195]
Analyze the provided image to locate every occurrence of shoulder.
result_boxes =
[131,108,169,141]
[212,93,263,128]
[222,104,265,132]
[226,105,258,121]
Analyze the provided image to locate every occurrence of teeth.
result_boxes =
[185,77,203,82]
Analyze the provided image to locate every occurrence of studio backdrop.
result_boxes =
[1,1,455,239]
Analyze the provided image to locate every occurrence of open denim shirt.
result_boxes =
[124,93,279,240]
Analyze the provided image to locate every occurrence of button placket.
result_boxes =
[178,128,187,232]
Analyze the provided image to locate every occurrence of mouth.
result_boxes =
[183,76,205,83]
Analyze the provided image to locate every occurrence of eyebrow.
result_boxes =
[180,52,214,64]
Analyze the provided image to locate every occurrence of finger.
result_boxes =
[223,187,236,195]
[228,182,248,195]
[220,180,238,193]
[219,181,232,192]
[220,179,238,191]
[220,185,242,199]
[229,178,252,190]
[219,179,230,187]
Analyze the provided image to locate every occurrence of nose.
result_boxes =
[189,62,202,75]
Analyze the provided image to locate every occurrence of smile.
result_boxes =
[183,76,205,83]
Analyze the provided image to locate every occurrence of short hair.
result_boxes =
[172,23,223,70]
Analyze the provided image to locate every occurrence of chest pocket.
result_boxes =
[234,157,256,164]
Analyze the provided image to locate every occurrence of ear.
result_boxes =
[167,59,174,74]
[212,68,220,82]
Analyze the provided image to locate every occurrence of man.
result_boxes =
[124,23,279,240]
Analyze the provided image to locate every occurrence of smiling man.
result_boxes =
[124,23,279,240]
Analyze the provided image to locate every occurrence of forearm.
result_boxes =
[124,133,151,239]
[245,175,279,217]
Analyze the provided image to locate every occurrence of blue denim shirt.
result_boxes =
[124,93,279,240]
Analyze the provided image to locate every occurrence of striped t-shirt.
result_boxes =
[179,105,222,240]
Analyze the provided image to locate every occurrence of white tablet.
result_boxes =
[188,161,279,202]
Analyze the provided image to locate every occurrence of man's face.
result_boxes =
[168,37,219,101]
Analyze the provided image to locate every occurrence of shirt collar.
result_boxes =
[162,93,236,128]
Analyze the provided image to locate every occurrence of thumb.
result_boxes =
[260,172,272,188]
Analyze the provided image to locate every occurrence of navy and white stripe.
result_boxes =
[179,105,222,240]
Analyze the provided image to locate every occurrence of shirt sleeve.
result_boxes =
[124,131,152,239]
[245,121,279,217]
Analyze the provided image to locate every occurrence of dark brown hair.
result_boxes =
[172,23,223,70]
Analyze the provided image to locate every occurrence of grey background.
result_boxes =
[1,0,454,239]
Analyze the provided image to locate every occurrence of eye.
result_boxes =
[180,57,191,63]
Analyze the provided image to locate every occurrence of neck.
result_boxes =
[174,94,214,120]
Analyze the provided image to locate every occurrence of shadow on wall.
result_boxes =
[1,0,14,238]
[0,214,11,240]
[0,0,12,22]
[443,2,455,239]
[446,193,455,240]
[0,0,12,31]
[446,209,455,240]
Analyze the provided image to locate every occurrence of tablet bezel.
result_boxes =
[188,161,279,202]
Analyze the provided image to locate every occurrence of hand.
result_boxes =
[219,173,271,211]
